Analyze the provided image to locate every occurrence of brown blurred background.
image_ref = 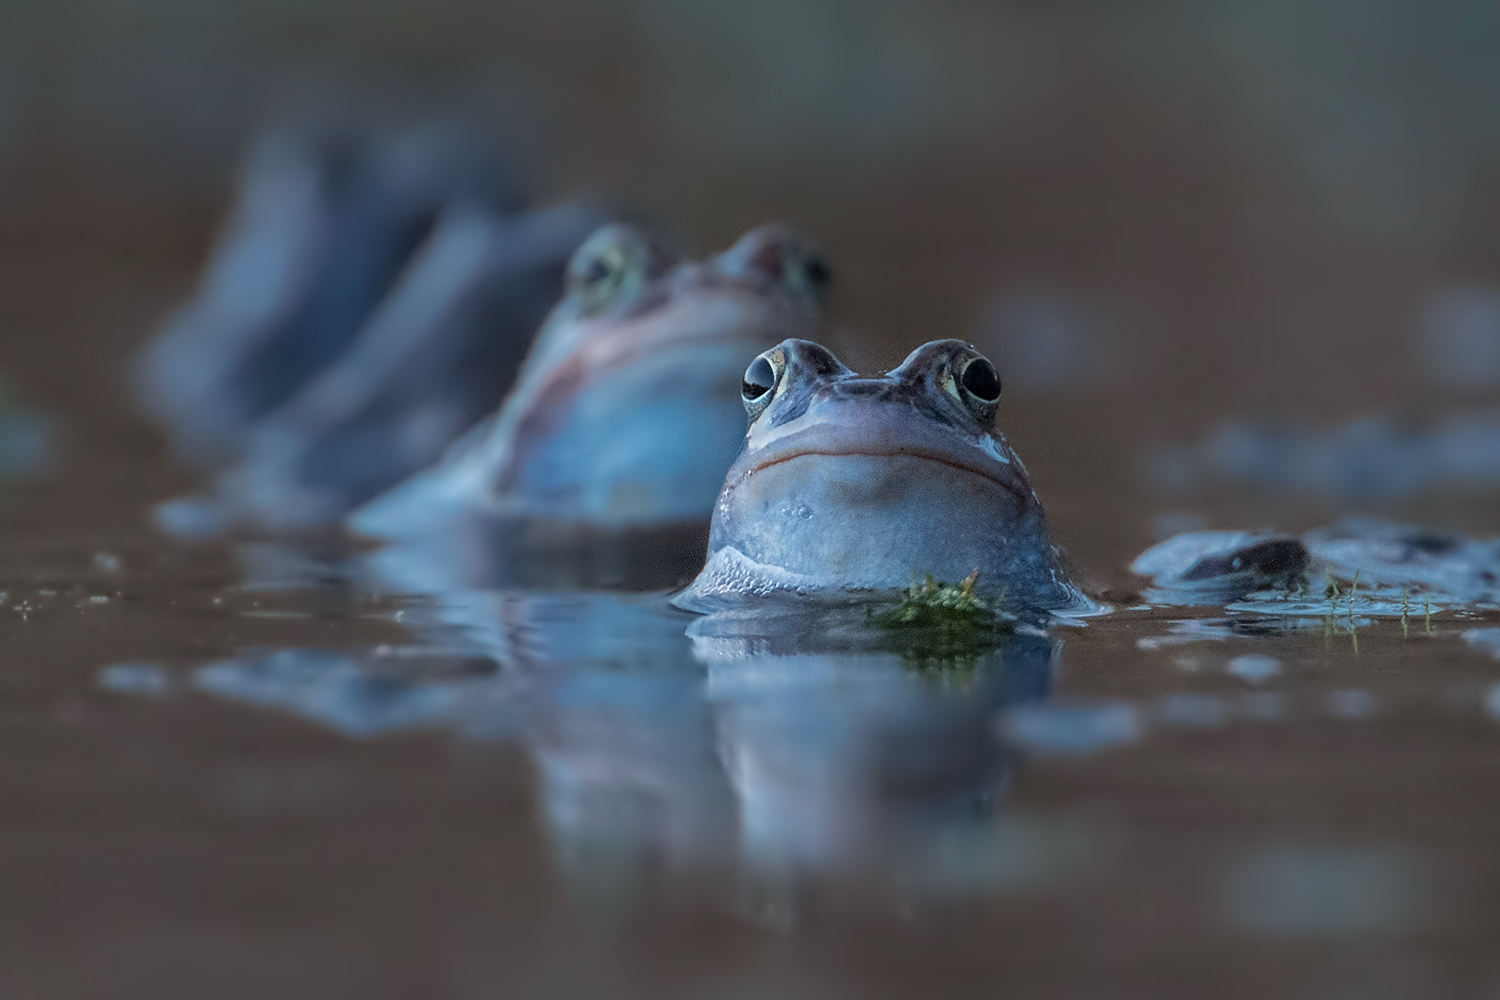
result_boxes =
[4,0,1500,567]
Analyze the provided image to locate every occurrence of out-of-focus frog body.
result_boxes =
[350,223,829,537]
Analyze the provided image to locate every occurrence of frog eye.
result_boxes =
[720,225,832,308]
[742,349,785,420]
[781,242,833,305]
[951,352,1001,422]
[565,225,661,317]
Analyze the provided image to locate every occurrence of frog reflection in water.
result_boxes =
[349,222,828,538]
[676,338,1089,613]
[176,592,1063,903]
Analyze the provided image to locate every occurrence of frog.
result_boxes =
[137,120,522,468]
[348,221,830,539]
[214,198,610,532]
[673,338,1090,613]
[1130,517,1500,610]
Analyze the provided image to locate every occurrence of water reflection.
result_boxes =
[1221,844,1431,938]
[352,521,710,595]
[130,587,1111,903]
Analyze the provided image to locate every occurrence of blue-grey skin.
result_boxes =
[1129,530,1309,605]
[212,199,609,532]
[349,222,829,538]
[136,121,520,467]
[676,338,1087,612]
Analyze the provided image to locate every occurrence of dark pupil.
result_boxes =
[583,255,613,284]
[742,356,776,400]
[961,359,1000,401]
[803,255,831,288]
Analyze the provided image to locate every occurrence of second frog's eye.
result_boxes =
[950,352,1002,423]
[565,225,659,317]
[741,349,784,420]
[781,241,833,305]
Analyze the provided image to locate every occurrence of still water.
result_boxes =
[0,430,1495,1000]
[0,228,1497,1000]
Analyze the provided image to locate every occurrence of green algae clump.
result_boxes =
[874,571,1014,672]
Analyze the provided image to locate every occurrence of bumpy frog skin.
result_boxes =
[349,222,828,537]
[675,339,1087,611]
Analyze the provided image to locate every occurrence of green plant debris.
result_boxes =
[873,571,1015,673]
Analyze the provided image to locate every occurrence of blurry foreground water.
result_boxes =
[42,503,1498,999]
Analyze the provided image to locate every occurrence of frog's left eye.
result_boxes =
[951,352,1001,423]
[720,225,832,309]
[742,349,785,421]
[781,242,833,305]
[566,224,662,317]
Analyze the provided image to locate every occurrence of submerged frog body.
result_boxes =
[1131,517,1500,611]
[1129,530,1310,605]
[349,222,829,538]
[676,339,1086,612]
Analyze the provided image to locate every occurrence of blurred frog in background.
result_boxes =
[349,221,830,540]
[137,119,607,535]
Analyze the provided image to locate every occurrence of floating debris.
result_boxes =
[873,572,1015,670]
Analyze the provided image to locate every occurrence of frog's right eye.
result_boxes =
[566,225,657,317]
[742,349,784,420]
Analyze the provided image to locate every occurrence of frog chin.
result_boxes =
[703,450,1047,593]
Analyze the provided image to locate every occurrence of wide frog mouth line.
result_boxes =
[733,444,1028,501]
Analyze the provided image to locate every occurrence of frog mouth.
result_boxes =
[737,445,1027,501]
